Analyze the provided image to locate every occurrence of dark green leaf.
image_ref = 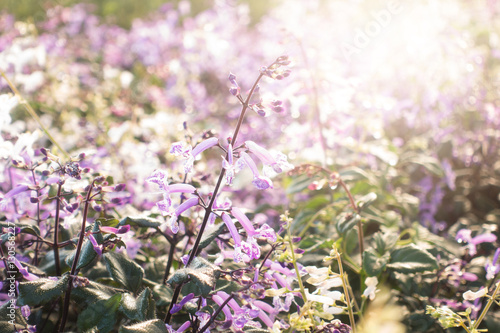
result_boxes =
[65,223,102,270]
[38,249,72,276]
[104,251,144,293]
[96,218,120,227]
[72,280,117,305]
[151,284,173,307]
[0,222,40,244]
[17,275,69,306]
[362,249,389,276]
[0,303,29,330]
[119,288,156,321]
[77,293,121,333]
[387,244,438,273]
[119,216,162,228]
[119,319,168,333]
[198,223,226,251]
[336,213,360,235]
[167,257,221,297]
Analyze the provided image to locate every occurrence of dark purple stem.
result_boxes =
[58,180,95,333]
[53,183,63,276]
[165,64,270,325]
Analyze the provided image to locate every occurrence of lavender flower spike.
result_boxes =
[147,170,196,215]
[240,152,273,190]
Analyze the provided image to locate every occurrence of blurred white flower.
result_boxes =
[463,288,488,301]
[363,276,379,300]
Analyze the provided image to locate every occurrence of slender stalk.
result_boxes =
[53,183,63,276]
[165,67,269,325]
[339,179,364,257]
[472,281,500,330]
[287,227,308,305]
[297,202,336,238]
[163,236,177,283]
[31,168,42,266]
[335,249,357,333]
[1,71,69,158]
[58,181,95,332]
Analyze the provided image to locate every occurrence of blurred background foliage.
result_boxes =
[1,0,277,28]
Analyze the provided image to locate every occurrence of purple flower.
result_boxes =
[88,234,103,256]
[228,72,240,96]
[100,225,130,234]
[245,141,293,177]
[222,143,237,186]
[12,258,38,281]
[239,152,273,190]
[166,197,199,234]
[231,207,277,242]
[146,169,196,216]
[456,229,497,256]
[222,213,244,263]
[486,248,500,280]
[170,137,219,173]
[21,305,31,319]
[170,293,195,314]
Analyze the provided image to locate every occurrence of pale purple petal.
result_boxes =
[471,233,497,245]
[168,184,196,193]
[231,207,257,236]
[245,141,276,165]
[191,137,219,157]
[222,213,241,247]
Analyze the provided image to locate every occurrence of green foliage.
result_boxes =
[17,275,69,307]
[118,319,168,333]
[104,251,145,293]
[167,257,221,297]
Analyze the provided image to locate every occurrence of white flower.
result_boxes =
[463,288,488,301]
[363,276,379,300]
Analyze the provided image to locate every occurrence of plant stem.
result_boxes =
[163,235,177,283]
[287,226,314,323]
[31,168,42,266]
[335,249,357,333]
[165,63,271,325]
[472,281,500,330]
[53,183,63,276]
[198,292,236,333]
[0,71,69,158]
[339,179,364,257]
[58,180,94,332]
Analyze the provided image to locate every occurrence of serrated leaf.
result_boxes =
[72,280,117,305]
[77,293,121,333]
[151,284,173,307]
[119,216,162,228]
[119,288,156,321]
[17,275,69,306]
[167,257,221,297]
[357,192,377,211]
[119,319,168,333]
[104,251,144,293]
[363,249,389,276]
[387,244,438,273]
[38,249,72,276]
[198,222,226,251]
[336,213,360,235]
[65,223,102,270]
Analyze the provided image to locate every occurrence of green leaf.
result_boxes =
[77,293,121,333]
[0,222,40,244]
[96,218,120,227]
[0,303,29,330]
[198,222,226,251]
[167,257,221,297]
[119,319,168,333]
[373,231,399,255]
[151,283,173,307]
[387,244,438,273]
[38,249,72,276]
[357,192,377,211]
[119,288,156,321]
[72,280,117,305]
[336,213,360,235]
[363,249,389,276]
[119,216,162,228]
[65,223,102,270]
[104,251,144,293]
[17,275,69,306]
